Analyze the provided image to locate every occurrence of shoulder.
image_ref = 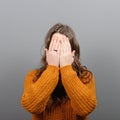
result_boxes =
[26,69,40,76]
[24,69,40,83]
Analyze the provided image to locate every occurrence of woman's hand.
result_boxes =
[60,37,75,67]
[45,34,60,66]
[45,33,75,67]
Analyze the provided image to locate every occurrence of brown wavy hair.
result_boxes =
[34,23,92,106]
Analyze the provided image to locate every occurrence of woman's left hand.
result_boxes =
[60,37,75,67]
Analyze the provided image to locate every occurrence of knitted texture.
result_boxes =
[21,65,97,120]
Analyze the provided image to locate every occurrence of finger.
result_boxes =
[60,41,64,55]
[63,36,68,52]
[45,48,48,55]
[51,34,60,52]
[49,36,55,51]
[66,37,71,52]
[51,35,57,50]
[61,39,65,54]
[63,37,69,53]
[62,37,67,53]
[45,48,48,52]
[57,42,60,55]
[53,38,59,52]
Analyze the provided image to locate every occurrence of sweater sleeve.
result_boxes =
[21,65,59,114]
[60,65,97,117]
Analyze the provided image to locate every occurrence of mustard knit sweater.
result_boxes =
[21,65,97,120]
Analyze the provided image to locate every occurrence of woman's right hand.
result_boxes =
[45,34,60,67]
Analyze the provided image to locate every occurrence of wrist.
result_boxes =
[60,64,71,68]
[48,62,59,67]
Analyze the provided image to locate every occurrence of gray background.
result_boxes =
[0,0,120,120]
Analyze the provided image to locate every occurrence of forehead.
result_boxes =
[52,33,66,38]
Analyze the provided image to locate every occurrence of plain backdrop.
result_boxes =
[0,0,120,120]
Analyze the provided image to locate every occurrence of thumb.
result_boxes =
[72,50,75,57]
[45,48,48,54]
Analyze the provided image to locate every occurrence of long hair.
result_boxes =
[33,23,92,106]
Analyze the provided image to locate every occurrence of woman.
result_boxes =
[21,23,97,120]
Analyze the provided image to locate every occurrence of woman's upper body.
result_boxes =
[21,23,98,120]
[21,65,97,120]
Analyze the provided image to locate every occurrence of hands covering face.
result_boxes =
[45,33,75,67]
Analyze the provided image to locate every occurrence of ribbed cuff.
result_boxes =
[60,65,75,75]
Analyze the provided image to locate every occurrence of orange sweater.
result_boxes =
[21,65,97,120]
